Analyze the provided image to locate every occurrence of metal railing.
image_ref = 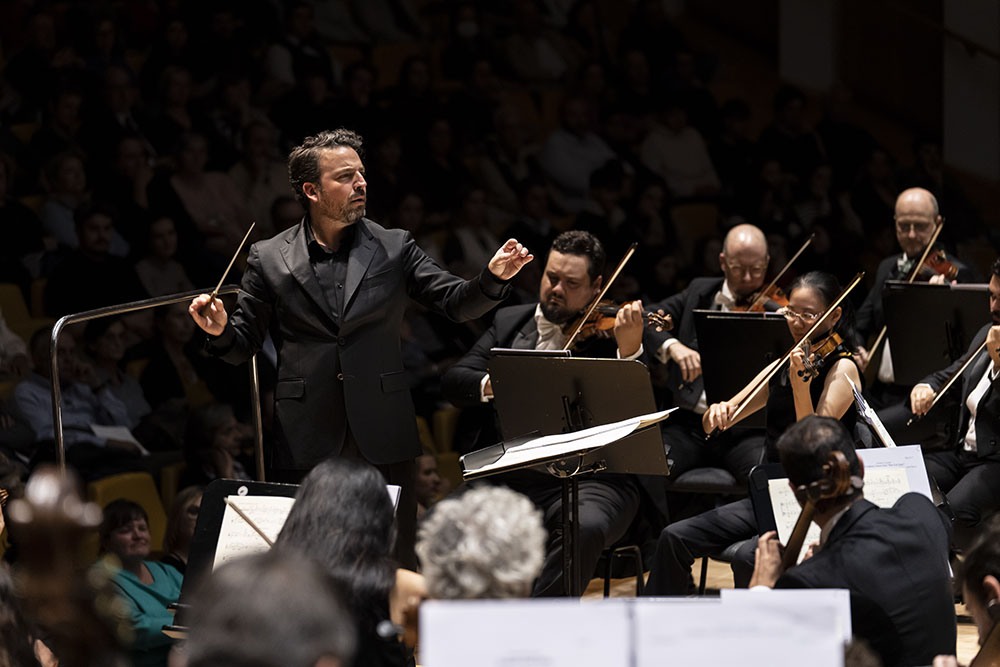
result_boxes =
[48,285,266,480]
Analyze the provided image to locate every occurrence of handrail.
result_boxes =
[48,285,266,481]
[887,1,1000,63]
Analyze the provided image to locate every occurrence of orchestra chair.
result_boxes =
[666,466,748,595]
[159,461,187,510]
[601,542,644,597]
[0,282,53,342]
[83,472,168,561]
[432,406,461,452]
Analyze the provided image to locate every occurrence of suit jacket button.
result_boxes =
[337,336,346,345]
[337,373,344,380]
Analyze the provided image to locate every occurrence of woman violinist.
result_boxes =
[642,271,864,596]
[703,271,863,456]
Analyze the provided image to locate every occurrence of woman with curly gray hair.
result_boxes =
[416,486,546,599]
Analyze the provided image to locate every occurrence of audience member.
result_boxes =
[178,404,252,488]
[100,499,182,667]
[539,96,615,213]
[160,485,202,575]
[82,317,151,428]
[134,216,195,298]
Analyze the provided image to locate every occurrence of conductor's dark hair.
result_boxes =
[288,128,364,208]
[958,518,1000,609]
[991,257,1000,279]
[98,498,148,553]
[788,270,860,350]
[550,230,606,282]
[776,416,862,508]
[186,550,356,667]
[275,458,395,636]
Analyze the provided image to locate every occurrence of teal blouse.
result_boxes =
[110,560,183,667]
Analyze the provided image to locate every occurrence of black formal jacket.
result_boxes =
[856,251,979,343]
[210,217,507,469]
[776,495,956,667]
[920,323,1000,459]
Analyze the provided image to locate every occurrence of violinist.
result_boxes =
[442,231,651,596]
[908,259,1000,549]
[933,521,1000,667]
[649,223,778,483]
[856,187,979,444]
[644,271,861,596]
[750,416,955,667]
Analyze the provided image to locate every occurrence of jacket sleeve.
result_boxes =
[441,321,500,408]
[403,232,509,322]
[920,323,990,391]
[644,286,691,355]
[208,243,274,365]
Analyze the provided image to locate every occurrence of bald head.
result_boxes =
[720,224,769,300]
[894,187,941,257]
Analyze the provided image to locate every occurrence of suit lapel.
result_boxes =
[280,222,339,329]
[342,220,377,316]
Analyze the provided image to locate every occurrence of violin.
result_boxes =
[734,285,789,312]
[564,299,673,343]
[914,248,959,281]
[796,332,846,382]
[781,451,857,570]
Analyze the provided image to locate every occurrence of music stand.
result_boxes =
[883,281,990,385]
[693,310,793,429]
[474,353,670,596]
[166,478,299,634]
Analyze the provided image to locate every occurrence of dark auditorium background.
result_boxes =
[0,0,998,474]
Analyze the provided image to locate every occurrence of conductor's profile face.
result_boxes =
[303,146,368,224]
[539,250,601,324]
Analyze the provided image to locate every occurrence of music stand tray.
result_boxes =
[883,281,989,386]
[693,310,793,429]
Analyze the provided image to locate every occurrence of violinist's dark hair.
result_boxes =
[788,270,860,349]
[98,499,148,553]
[288,128,365,208]
[957,517,1000,609]
[274,458,395,636]
[550,230,606,282]
[776,415,862,511]
[991,257,1000,279]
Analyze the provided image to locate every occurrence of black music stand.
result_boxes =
[883,281,990,385]
[467,353,670,596]
[693,310,793,429]
[165,478,299,635]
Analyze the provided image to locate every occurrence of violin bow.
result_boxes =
[209,222,256,304]
[907,336,990,426]
[866,221,944,362]
[562,242,637,351]
[707,272,865,438]
[746,233,814,312]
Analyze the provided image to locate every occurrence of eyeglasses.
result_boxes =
[778,307,821,323]
[724,261,768,278]
[895,221,935,234]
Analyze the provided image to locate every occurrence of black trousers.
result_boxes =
[643,497,758,595]
[925,449,1000,549]
[662,412,765,482]
[493,472,640,597]
[269,429,419,570]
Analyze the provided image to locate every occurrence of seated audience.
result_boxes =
[159,485,202,575]
[0,307,29,379]
[275,458,415,667]
[178,404,252,488]
[0,561,54,667]
[185,550,356,667]
[133,216,194,298]
[82,317,151,429]
[413,452,443,520]
[749,415,955,667]
[416,486,545,599]
[100,499,182,667]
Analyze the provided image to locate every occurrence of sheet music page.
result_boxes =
[90,424,150,455]
[421,600,630,667]
[635,598,843,667]
[212,496,295,570]
[767,480,821,564]
[720,589,852,644]
[860,467,910,508]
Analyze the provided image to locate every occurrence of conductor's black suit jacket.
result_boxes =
[776,495,956,667]
[210,217,507,469]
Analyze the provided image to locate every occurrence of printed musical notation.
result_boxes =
[212,495,295,570]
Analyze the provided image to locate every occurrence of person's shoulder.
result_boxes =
[891,491,939,516]
[147,560,184,587]
[495,303,536,322]
[686,276,723,295]
[876,254,900,274]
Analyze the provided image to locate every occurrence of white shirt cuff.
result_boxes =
[657,338,679,364]
[617,343,644,361]
[479,374,492,402]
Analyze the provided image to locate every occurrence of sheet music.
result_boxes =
[90,424,150,455]
[463,409,674,476]
[845,375,896,447]
[720,589,852,644]
[212,496,295,570]
[767,479,821,564]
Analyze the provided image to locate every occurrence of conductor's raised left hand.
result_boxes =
[488,239,533,281]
